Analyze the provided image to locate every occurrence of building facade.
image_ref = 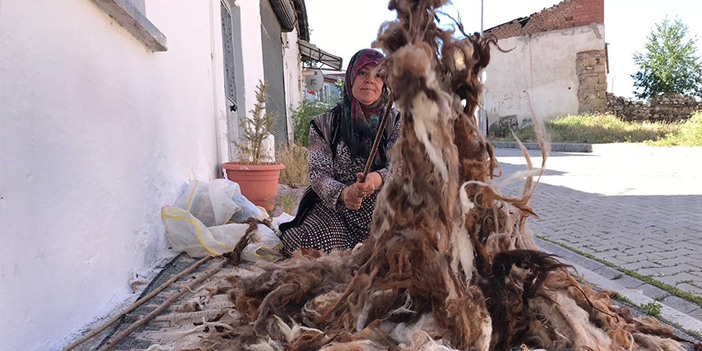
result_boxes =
[484,0,607,130]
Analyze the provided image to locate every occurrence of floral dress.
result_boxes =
[280,110,401,254]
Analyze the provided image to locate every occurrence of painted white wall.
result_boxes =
[0,0,232,349]
[238,0,266,124]
[484,23,606,126]
[229,0,278,162]
[210,0,233,167]
[283,28,304,143]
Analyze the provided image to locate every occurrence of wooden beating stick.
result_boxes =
[96,257,229,351]
[61,256,212,351]
[360,99,394,183]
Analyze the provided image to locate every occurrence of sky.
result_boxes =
[304,0,702,99]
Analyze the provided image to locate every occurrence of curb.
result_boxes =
[491,141,593,153]
[536,237,702,334]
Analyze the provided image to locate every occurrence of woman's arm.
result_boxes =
[308,127,348,210]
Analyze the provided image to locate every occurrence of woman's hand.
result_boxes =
[341,185,364,210]
[340,172,383,210]
[355,172,381,196]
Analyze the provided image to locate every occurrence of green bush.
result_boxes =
[492,114,698,145]
[647,112,702,146]
[292,99,334,146]
[276,144,309,188]
[640,302,663,317]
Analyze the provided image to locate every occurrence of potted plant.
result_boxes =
[222,80,285,211]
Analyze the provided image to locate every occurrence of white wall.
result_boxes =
[484,23,606,126]
[0,0,233,349]
[238,0,266,123]
[283,28,304,143]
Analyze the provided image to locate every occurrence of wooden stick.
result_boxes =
[61,256,213,351]
[96,257,229,351]
[95,229,254,351]
[360,99,394,183]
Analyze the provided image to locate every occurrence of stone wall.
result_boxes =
[577,50,608,113]
[606,93,702,122]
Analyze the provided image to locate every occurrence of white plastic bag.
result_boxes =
[174,179,241,227]
[161,207,237,258]
[210,223,283,262]
[230,193,267,223]
[175,179,267,226]
[271,212,295,235]
[162,206,282,262]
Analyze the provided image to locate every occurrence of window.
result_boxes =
[92,0,167,51]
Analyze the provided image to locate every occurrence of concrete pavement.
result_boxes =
[496,144,702,320]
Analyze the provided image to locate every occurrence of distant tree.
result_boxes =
[631,17,702,100]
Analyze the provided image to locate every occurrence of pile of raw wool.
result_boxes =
[198,1,689,350]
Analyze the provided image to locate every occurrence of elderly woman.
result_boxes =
[280,49,401,254]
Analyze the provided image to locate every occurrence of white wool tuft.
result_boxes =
[390,314,441,346]
[412,92,449,182]
[274,315,324,343]
[402,330,460,351]
[451,182,476,284]
[474,312,492,351]
[248,339,278,351]
[540,292,613,350]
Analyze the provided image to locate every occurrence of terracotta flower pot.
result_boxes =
[222,162,285,211]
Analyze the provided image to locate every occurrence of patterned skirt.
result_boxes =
[280,192,378,254]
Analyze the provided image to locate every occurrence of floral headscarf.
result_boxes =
[340,49,389,166]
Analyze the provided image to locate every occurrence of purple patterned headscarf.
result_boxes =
[340,49,389,163]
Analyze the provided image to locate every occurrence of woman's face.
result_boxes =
[351,64,383,106]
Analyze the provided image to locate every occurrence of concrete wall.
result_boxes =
[238,0,266,126]
[0,0,267,349]
[283,28,304,144]
[484,23,606,127]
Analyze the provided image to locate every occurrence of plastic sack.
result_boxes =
[174,179,241,227]
[210,223,282,262]
[272,213,295,235]
[230,193,267,223]
[161,206,238,258]
[162,206,282,262]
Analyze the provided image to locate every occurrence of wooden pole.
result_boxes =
[61,256,212,351]
[96,258,229,351]
[360,99,394,183]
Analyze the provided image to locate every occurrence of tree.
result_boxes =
[631,17,702,100]
[235,80,276,163]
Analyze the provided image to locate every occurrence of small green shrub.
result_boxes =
[277,145,309,188]
[613,292,632,304]
[234,80,276,163]
[495,114,681,144]
[640,302,663,317]
[292,99,334,146]
[279,192,299,214]
[647,112,702,146]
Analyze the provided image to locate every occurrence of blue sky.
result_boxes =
[305,0,702,99]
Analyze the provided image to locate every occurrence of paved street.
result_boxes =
[496,145,702,306]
